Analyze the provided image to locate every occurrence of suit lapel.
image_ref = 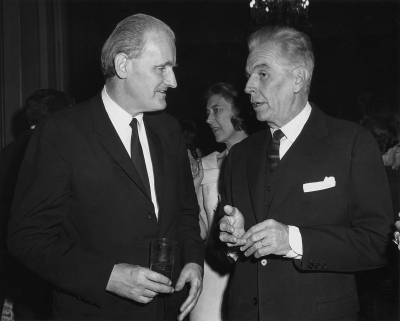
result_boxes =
[247,130,271,223]
[143,114,164,210]
[269,107,329,215]
[91,94,151,200]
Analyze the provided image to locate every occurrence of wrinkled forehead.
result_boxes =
[246,41,289,72]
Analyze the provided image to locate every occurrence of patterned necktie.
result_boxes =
[129,119,151,196]
[267,129,285,172]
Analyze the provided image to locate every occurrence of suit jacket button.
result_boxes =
[261,259,267,266]
[314,263,320,269]
[308,262,314,269]
[266,186,272,192]
[264,201,271,207]
[321,262,326,269]
[252,297,258,305]
[147,212,155,219]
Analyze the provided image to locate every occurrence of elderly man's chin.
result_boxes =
[147,98,167,112]
[255,110,272,123]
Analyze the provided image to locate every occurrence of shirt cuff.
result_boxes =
[284,225,303,259]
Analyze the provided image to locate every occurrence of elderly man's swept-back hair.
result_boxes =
[248,26,314,93]
[101,13,175,79]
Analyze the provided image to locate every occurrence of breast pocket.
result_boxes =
[300,186,343,204]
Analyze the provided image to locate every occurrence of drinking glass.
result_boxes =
[150,238,176,280]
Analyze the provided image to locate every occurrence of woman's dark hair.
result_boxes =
[179,119,200,159]
[360,113,399,154]
[25,89,75,125]
[204,82,254,134]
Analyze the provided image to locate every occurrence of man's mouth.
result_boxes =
[252,102,265,108]
[211,127,220,133]
[156,89,167,95]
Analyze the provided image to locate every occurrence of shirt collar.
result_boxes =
[271,102,312,143]
[102,86,143,129]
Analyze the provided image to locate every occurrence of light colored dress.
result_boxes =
[190,151,229,321]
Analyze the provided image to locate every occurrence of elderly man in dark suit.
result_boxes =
[218,26,392,321]
[8,14,203,321]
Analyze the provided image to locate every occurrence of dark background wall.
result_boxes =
[1,0,399,151]
[65,0,400,152]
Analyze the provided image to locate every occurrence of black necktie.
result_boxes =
[130,119,151,196]
[267,129,285,172]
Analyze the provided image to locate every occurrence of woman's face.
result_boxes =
[206,95,237,145]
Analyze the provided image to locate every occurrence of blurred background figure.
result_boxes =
[0,89,75,321]
[357,112,400,321]
[180,118,204,178]
[360,113,399,215]
[190,82,260,321]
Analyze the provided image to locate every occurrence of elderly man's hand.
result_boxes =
[106,263,174,304]
[219,205,247,247]
[175,263,203,321]
[240,219,291,258]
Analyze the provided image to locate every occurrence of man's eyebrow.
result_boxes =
[253,63,269,70]
[158,61,178,68]
[245,63,269,76]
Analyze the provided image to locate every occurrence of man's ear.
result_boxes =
[292,67,310,93]
[114,53,129,79]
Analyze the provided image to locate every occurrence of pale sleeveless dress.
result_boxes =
[190,151,229,321]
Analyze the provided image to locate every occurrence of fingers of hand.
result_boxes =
[243,238,267,257]
[178,279,202,321]
[175,262,202,292]
[223,205,235,216]
[224,205,233,216]
[147,280,174,294]
[219,221,234,234]
[234,237,247,246]
[241,219,274,239]
[145,271,174,293]
[219,232,238,245]
[242,227,283,257]
[147,269,172,285]
[174,275,186,292]
[127,284,157,304]
[135,295,154,304]
[240,224,269,251]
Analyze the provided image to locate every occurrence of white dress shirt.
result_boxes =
[271,102,312,259]
[102,86,159,218]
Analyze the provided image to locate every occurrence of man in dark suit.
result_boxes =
[218,26,392,320]
[7,14,203,321]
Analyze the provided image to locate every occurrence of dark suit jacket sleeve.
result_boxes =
[174,121,205,267]
[296,129,393,272]
[7,118,116,306]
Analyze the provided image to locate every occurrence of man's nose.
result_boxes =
[245,76,256,94]
[165,69,177,88]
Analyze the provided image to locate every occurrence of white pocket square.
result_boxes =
[303,176,336,193]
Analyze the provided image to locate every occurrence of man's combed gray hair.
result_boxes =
[248,26,314,93]
[101,13,175,79]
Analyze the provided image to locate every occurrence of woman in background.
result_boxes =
[190,82,257,321]
[359,113,400,320]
